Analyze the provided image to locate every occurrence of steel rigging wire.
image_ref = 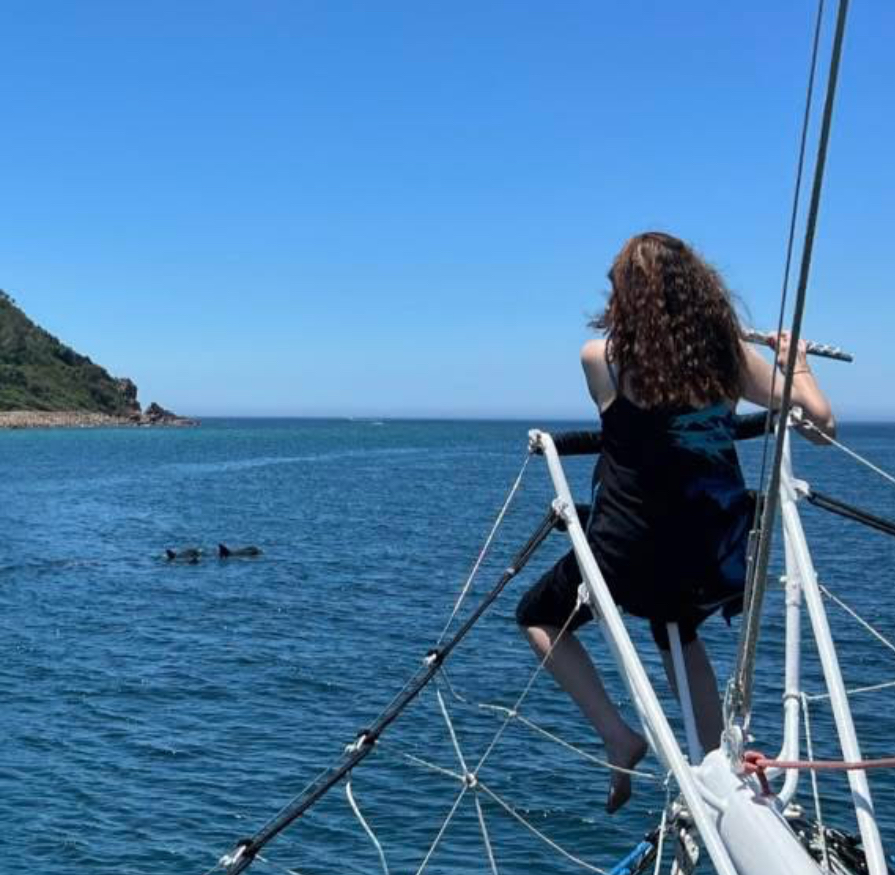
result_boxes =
[731,0,851,730]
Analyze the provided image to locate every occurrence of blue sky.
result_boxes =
[1,1,892,419]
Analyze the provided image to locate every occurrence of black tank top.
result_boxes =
[588,385,752,624]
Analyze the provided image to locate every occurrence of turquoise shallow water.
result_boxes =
[1,418,895,874]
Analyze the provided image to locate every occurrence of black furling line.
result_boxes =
[805,489,895,539]
[733,412,777,441]
[551,430,604,456]
[221,507,560,875]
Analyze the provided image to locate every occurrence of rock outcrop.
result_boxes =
[0,290,198,428]
[116,377,141,414]
[139,402,197,427]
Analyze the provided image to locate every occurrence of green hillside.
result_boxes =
[0,291,140,414]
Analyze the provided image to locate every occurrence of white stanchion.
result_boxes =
[667,622,704,766]
[780,446,887,874]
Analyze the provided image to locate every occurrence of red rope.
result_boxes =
[743,750,895,796]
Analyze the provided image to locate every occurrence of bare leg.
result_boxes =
[526,625,647,812]
[660,637,723,753]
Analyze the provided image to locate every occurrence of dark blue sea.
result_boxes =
[2,419,895,874]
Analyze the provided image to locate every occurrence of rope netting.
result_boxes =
[204,412,895,875]
[201,412,895,875]
[206,454,684,875]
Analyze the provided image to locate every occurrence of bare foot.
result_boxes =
[605,733,649,814]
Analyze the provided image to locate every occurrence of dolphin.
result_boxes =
[218,543,262,558]
[165,548,202,563]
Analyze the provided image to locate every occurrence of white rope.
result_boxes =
[413,785,469,875]
[255,853,307,875]
[478,703,660,780]
[652,776,673,875]
[439,667,658,779]
[475,794,501,875]
[436,687,470,775]
[790,582,895,702]
[805,679,895,702]
[652,828,665,875]
[436,453,531,644]
[218,845,248,871]
[474,597,584,776]
[399,743,607,875]
[476,781,608,875]
[438,665,487,708]
[801,694,830,873]
[397,746,630,875]
[399,750,464,783]
[222,456,673,875]
[801,420,895,488]
[395,676,634,875]
[346,777,390,875]
[436,685,502,874]
[818,582,895,657]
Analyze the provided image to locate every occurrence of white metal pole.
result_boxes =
[780,462,886,874]
[775,527,804,806]
[667,622,705,765]
[775,432,804,806]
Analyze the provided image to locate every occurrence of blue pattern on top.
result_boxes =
[667,403,737,468]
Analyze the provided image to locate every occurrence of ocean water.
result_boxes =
[1,418,894,875]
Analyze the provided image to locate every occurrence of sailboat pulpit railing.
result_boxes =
[530,423,885,875]
[776,427,886,872]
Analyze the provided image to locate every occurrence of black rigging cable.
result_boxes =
[732,0,852,728]
[219,507,560,875]
[804,489,895,539]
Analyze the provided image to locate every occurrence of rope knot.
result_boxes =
[346,729,376,753]
[424,649,442,667]
[219,838,253,868]
[463,771,478,789]
[742,750,773,796]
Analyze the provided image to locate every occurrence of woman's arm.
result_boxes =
[580,339,616,412]
[739,331,836,444]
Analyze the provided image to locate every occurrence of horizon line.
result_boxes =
[180,413,895,424]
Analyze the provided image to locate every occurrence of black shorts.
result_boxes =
[515,548,713,651]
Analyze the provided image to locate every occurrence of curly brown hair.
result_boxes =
[591,232,743,408]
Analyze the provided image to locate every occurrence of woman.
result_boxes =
[516,231,835,812]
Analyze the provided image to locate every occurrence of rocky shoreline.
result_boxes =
[0,406,199,430]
